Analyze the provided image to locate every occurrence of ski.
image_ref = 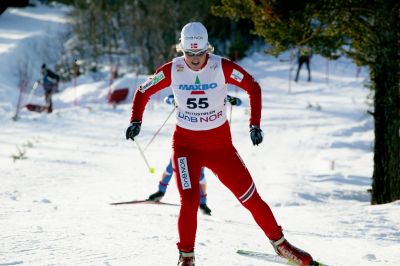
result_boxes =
[237,250,328,266]
[237,250,290,265]
[110,199,180,207]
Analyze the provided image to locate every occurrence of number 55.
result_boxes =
[187,98,209,109]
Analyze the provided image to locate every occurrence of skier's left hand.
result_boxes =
[249,125,263,146]
[164,94,175,105]
[227,95,242,106]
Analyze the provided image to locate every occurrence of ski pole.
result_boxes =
[229,104,233,125]
[325,58,330,84]
[134,138,155,174]
[288,48,294,93]
[25,81,40,105]
[144,106,175,151]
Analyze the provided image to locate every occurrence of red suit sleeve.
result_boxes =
[130,62,172,123]
[221,58,262,127]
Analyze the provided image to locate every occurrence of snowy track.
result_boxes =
[1,4,400,266]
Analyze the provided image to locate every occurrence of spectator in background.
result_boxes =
[41,64,60,113]
[294,46,312,82]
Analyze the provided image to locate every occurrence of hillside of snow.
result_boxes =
[1,4,399,266]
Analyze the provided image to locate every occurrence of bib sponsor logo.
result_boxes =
[178,83,217,90]
[140,71,165,92]
[230,69,244,82]
[178,157,192,190]
[178,76,217,91]
[176,64,184,72]
[178,110,223,123]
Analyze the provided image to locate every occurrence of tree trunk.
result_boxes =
[371,4,400,204]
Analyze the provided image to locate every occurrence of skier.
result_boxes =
[294,46,312,82]
[40,64,60,113]
[126,22,315,266]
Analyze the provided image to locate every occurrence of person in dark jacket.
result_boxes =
[41,64,60,113]
[294,46,312,82]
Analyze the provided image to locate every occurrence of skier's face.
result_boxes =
[184,49,208,71]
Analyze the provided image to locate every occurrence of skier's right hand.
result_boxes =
[126,121,141,140]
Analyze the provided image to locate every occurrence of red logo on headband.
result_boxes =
[190,43,198,49]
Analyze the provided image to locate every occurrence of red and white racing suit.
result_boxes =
[130,54,282,252]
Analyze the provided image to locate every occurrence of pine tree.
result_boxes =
[212,0,400,204]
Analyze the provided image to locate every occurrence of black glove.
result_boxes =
[126,121,141,140]
[227,95,242,106]
[249,125,263,146]
[164,94,175,105]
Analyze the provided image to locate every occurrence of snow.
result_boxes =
[1,4,399,266]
